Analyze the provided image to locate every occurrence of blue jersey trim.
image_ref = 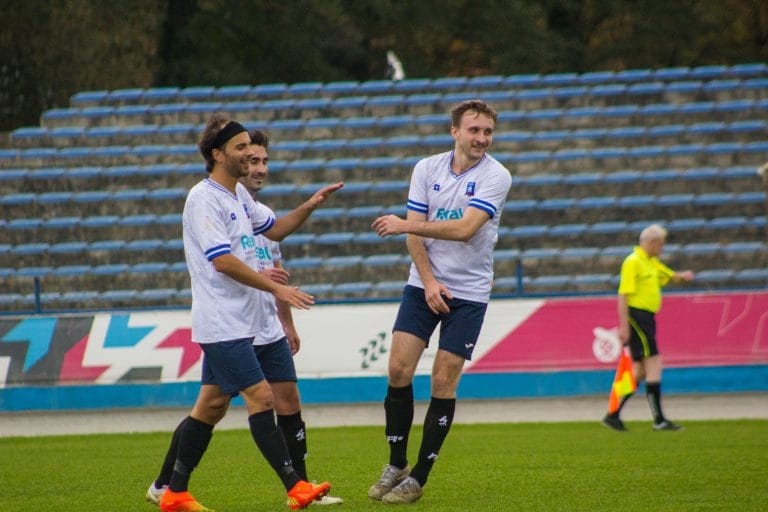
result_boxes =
[468,198,497,217]
[204,178,237,199]
[253,216,275,235]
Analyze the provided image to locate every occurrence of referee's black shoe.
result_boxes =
[602,413,628,432]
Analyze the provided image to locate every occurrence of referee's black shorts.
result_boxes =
[627,307,658,361]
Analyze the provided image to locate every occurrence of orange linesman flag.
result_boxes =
[607,348,637,414]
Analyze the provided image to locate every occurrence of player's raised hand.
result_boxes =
[261,267,290,285]
[273,285,314,310]
[372,214,407,237]
[306,182,344,209]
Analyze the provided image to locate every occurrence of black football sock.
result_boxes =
[168,417,214,492]
[155,416,189,488]
[249,410,301,490]
[385,384,414,469]
[277,411,308,481]
[409,397,456,486]
[646,381,665,423]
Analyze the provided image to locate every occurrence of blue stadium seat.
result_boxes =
[0,168,28,181]
[525,108,563,120]
[743,77,768,91]
[689,65,728,80]
[91,264,129,276]
[542,72,579,86]
[668,218,707,231]
[41,108,76,123]
[11,243,49,255]
[641,103,678,116]
[71,90,108,105]
[591,84,627,97]
[648,124,685,138]
[681,167,719,180]
[627,81,665,95]
[332,97,368,111]
[147,188,186,201]
[729,120,767,133]
[693,192,734,206]
[743,141,768,154]
[113,189,148,202]
[601,105,639,117]
[315,232,355,245]
[615,69,653,82]
[101,289,140,302]
[702,79,740,93]
[164,239,184,251]
[522,248,560,260]
[144,87,180,102]
[178,86,216,101]
[126,239,164,251]
[722,241,765,254]
[288,158,326,172]
[695,269,735,283]
[728,63,768,77]
[284,257,323,269]
[549,224,587,237]
[108,88,143,102]
[530,275,572,288]
[89,240,125,251]
[504,199,538,212]
[466,76,504,89]
[588,221,628,234]
[708,216,747,230]
[348,205,384,218]
[323,81,359,94]
[511,151,550,164]
[43,216,80,230]
[502,74,541,87]
[213,85,251,100]
[49,241,88,254]
[16,266,53,278]
[628,146,665,159]
[365,254,405,266]
[520,174,561,186]
[169,261,188,273]
[601,245,633,257]
[618,195,656,208]
[295,97,331,110]
[734,268,768,283]
[736,191,765,204]
[1,193,35,205]
[680,243,721,255]
[704,142,742,154]
[578,196,617,209]
[138,288,177,301]
[561,246,600,259]
[538,198,576,210]
[53,265,92,277]
[36,191,73,204]
[714,99,755,113]
[579,71,616,84]
[335,182,371,196]
[252,83,287,97]
[371,180,408,193]
[67,166,103,179]
[131,262,169,274]
[7,218,43,230]
[657,193,695,207]
[606,126,646,139]
[678,101,714,114]
[572,273,612,286]
[347,137,383,151]
[509,225,549,238]
[324,255,364,269]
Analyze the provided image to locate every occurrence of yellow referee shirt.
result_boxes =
[618,246,675,313]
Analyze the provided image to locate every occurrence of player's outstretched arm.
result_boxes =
[372,207,489,242]
[211,254,313,309]
[266,182,344,241]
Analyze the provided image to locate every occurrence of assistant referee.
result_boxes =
[602,224,694,432]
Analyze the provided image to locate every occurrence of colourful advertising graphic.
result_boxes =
[0,292,766,393]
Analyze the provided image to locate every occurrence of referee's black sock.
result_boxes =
[249,410,301,490]
[156,416,189,488]
[277,411,308,481]
[385,384,414,469]
[646,381,665,423]
[409,396,456,486]
[168,417,214,492]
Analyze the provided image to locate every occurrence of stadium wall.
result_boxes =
[1,291,766,412]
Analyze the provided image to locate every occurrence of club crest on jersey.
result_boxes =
[230,212,237,220]
[433,184,441,191]
[465,182,476,196]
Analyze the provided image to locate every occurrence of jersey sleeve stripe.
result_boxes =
[407,199,428,213]
[205,245,231,261]
[253,216,275,235]
[468,198,497,216]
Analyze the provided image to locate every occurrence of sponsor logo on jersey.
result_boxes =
[240,235,256,249]
[435,207,463,220]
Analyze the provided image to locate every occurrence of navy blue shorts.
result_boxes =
[392,285,488,360]
[628,307,659,361]
[201,338,265,396]
[254,337,297,383]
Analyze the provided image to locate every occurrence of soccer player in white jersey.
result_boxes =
[368,100,512,504]
[241,130,343,506]
[147,115,342,512]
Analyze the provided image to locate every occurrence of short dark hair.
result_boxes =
[249,129,270,149]
[450,99,497,127]
[198,113,232,173]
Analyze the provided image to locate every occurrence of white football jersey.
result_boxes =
[182,178,275,343]
[405,151,512,303]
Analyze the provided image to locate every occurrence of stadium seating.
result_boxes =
[1,64,767,310]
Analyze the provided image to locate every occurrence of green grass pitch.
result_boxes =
[1,420,766,511]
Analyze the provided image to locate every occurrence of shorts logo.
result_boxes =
[433,184,441,191]
[465,182,476,196]
[465,342,475,349]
